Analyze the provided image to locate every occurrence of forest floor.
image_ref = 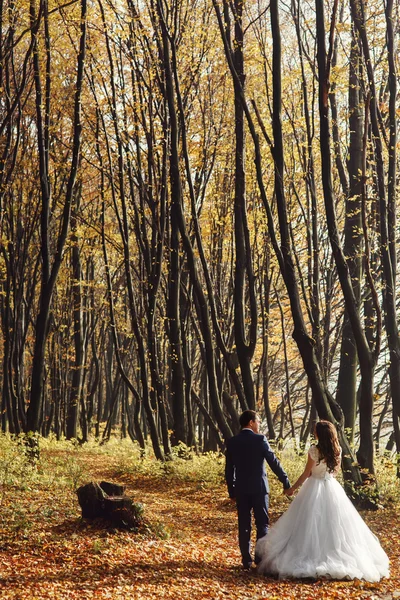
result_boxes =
[0,437,398,600]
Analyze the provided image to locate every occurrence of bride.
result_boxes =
[256,420,390,582]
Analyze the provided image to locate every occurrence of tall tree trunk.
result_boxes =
[276,287,295,441]
[213,0,366,496]
[99,154,163,459]
[336,26,363,441]
[383,0,400,468]
[315,0,377,476]
[66,199,85,440]
[26,0,87,437]
[291,0,323,367]
[167,198,186,445]
[260,256,275,439]
[126,58,171,453]
[94,5,166,458]
[227,0,257,410]
[350,0,399,468]
[157,0,233,442]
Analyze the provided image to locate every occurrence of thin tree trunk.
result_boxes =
[66,198,85,440]
[227,0,257,410]
[336,26,363,441]
[213,0,366,496]
[27,0,87,438]
[315,0,377,476]
[157,0,233,442]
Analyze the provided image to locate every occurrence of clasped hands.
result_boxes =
[284,486,295,497]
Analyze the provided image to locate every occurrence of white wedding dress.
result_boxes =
[256,446,389,582]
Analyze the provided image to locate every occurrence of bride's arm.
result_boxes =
[285,454,315,496]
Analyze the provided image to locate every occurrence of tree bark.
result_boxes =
[336,26,363,441]
[66,197,85,441]
[157,0,233,442]
[213,0,366,495]
[27,0,87,436]
[315,0,377,475]
[227,0,258,411]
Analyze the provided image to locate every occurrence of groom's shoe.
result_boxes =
[243,562,258,571]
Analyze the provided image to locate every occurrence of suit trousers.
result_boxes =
[236,492,269,566]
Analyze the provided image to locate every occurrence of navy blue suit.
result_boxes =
[225,429,290,567]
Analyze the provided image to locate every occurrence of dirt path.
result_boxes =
[0,450,397,599]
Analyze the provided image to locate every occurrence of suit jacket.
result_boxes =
[225,429,290,498]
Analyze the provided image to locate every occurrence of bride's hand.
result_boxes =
[284,487,294,496]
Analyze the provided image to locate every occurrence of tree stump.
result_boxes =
[76,481,143,529]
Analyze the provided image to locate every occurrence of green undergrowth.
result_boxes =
[0,433,398,507]
[113,441,227,487]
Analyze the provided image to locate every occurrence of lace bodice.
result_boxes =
[308,445,334,479]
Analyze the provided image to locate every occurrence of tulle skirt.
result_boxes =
[256,475,389,582]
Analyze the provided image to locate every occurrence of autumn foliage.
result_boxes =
[0,436,399,599]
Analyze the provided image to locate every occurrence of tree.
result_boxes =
[26,0,88,441]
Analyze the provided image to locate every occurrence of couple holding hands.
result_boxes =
[225,410,389,582]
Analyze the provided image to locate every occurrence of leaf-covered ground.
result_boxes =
[0,441,398,600]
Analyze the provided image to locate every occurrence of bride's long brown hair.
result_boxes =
[315,420,341,473]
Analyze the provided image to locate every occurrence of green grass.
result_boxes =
[0,433,398,506]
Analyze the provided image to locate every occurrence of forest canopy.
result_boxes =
[0,0,399,486]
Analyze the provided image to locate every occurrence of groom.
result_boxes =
[225,410,291,569]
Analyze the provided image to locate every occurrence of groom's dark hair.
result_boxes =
[239,410,257,428]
